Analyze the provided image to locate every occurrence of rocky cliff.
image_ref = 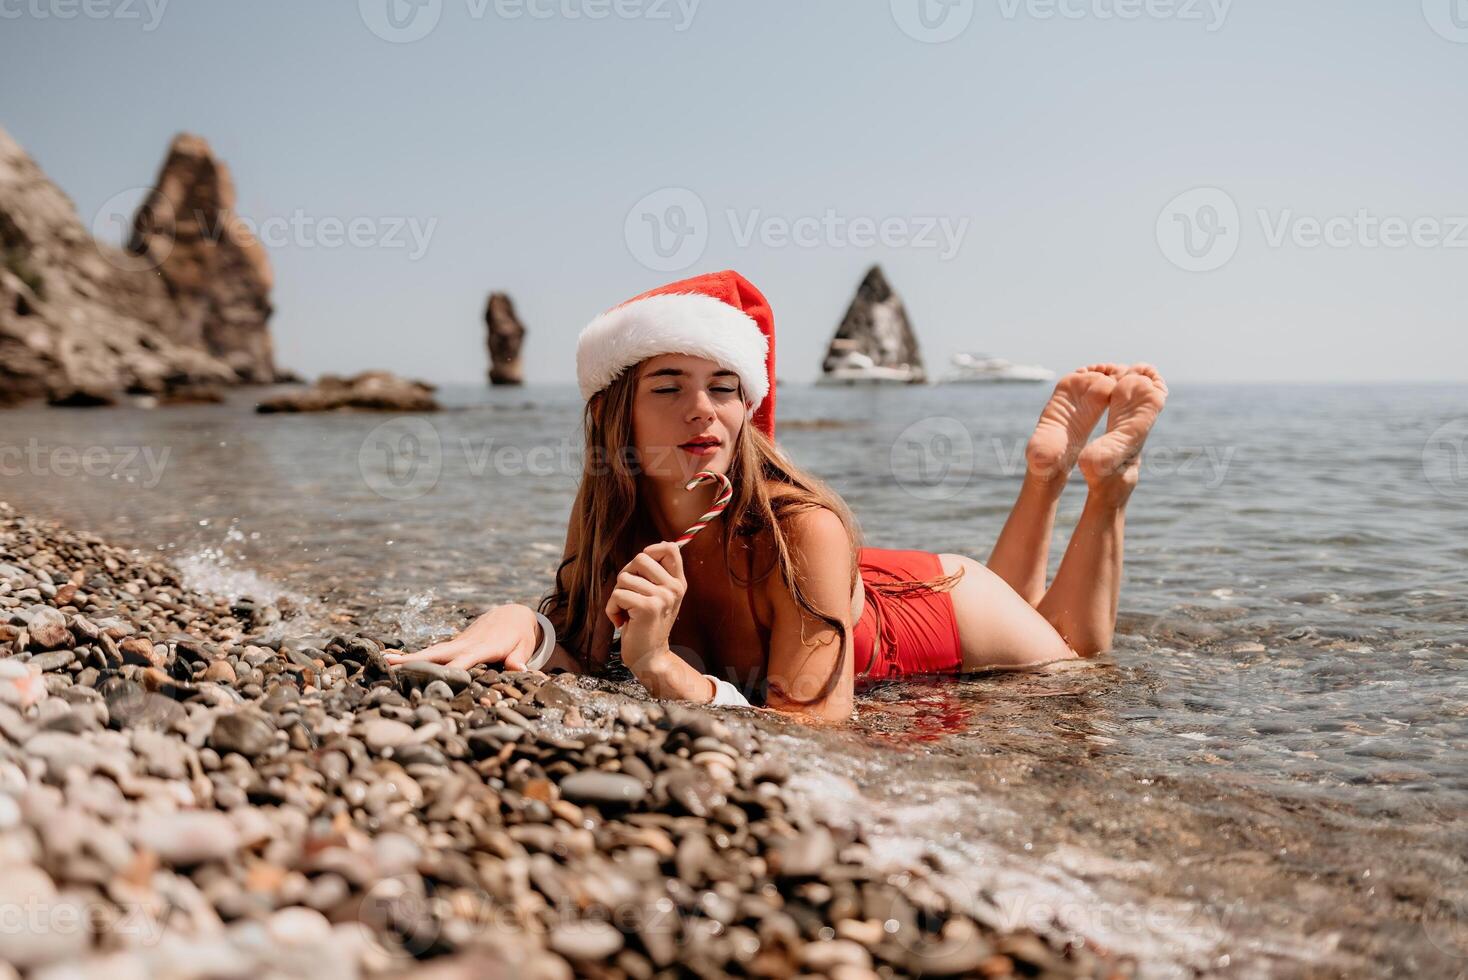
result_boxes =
[0,127,279,406]
[128,134,277,383]
[485,291,525,386]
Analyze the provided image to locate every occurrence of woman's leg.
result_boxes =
[941,553,1080,669]
[1035,365,1168,656]
[987,366,1121,604]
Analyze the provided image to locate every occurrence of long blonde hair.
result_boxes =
[537,362,862,704]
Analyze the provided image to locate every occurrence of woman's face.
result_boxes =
[630,353,747,483]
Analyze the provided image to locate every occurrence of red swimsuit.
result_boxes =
[740,543,967,688]
[851,547,967,682]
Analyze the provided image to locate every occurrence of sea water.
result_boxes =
[3,381,1465,977]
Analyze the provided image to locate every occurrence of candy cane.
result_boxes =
[675,470,733,548]
[612,470,732,639]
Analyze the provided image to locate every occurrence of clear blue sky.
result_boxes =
[3,0,1465,383]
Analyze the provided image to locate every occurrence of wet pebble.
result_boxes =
[394,662,472,691]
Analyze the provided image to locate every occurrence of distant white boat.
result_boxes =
[814,350,925,386]
[939,352,1055,384]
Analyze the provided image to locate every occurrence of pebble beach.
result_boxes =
[0,499,1120,979]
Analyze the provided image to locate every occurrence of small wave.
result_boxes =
[766,733,1229,979]
[172,548,305,606]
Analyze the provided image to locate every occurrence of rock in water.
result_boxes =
[485,291,525,385]
[128,132,278,384]
[255,370,439,413]
[819,264,927,383]
[0,125,281,407]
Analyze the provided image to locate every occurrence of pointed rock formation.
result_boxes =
[128,133,277,383]
[819,265,927,383]
[0,127,284,406]
[485,291,525,386]
[0,126,238,406]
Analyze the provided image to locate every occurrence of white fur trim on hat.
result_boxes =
[575,292,769,409]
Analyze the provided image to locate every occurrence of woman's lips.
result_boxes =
[679,443,720,456]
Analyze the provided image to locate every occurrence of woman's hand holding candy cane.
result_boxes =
[606,471,732,685]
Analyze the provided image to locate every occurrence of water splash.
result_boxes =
[393,589,453,645]
[171,521,306,607]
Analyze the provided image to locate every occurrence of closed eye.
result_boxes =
[654,387,739,394]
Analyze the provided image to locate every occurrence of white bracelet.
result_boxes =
[704,674,752,707]
[525,610,557,671]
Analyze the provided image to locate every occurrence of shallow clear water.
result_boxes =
[3,381,1466,976]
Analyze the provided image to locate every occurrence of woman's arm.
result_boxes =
[763,507,856,724]
[388,512,595,673]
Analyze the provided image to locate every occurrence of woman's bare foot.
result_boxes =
[1080,362,1128,380]
[1078,363,1169,489]
[1025,368,1118,481]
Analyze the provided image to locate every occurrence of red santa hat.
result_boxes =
[575,269,777,438]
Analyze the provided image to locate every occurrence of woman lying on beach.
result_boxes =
[386,270,1168,723]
